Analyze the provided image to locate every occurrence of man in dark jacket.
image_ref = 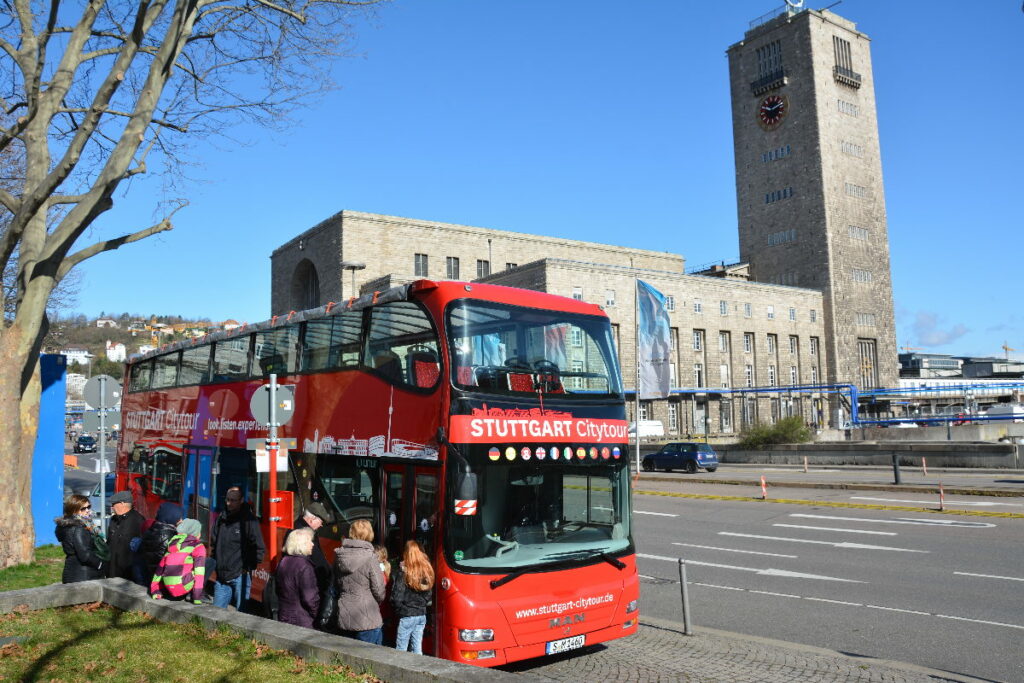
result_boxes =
[106,491,144,580]
[285,501,335,629]
[140,502,183,584]
[211,486,265,610]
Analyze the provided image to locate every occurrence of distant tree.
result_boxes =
[0,0,384,568]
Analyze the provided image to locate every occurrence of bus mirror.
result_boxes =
[456,472,477,501]
[509,469,543,486]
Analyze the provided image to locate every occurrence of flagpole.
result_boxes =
[634,276,641,475]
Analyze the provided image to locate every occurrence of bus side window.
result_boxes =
[152,351,181,389]
[252,326,298,377]
[180,344,212,386]
[128,360,153,392]
[313,455,380,541]
[211,337,251,382]
[365,302,440,390]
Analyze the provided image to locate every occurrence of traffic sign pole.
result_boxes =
[267,374,280,562]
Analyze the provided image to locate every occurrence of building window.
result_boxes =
[719,300,728,316]
[414,253,428,277]
[768,364,777,386]
[761,144,792,163]
[832,36,861,88]
[571,360,585,389]
[605,290,616,307]
[744,303,752,318]
[790,365,798,385]
[670,362,677,387]
[855,312,876,327]
[810,337,819,356]
[719,331,730,352]
[810,309,817,323]
[668,403,679,433]
[505,262,518,270]
[476,259,490,278]
[571,327,583,347]
[665,295,675,312]
[756,39,783,80]
[841,141,864,157]
[572,287,583,301]
[766,305,775,320]
[446,256,460,280]
[844,182,868,198]
[767,229,797,246]
[693,329,704,351]
[745,364,754,387]
[766,334,776,354]
[848,225,870,241]
[638,400,652,421]
[788,307,796,321]
[853,269,873,283]
[810,366,818,383]
[694,363,705,388]
[837,99,860,117]
[789,335,798,354]
[743,333,753,353]
[720,364,731,388]
[765,187,794,204]
[720,401,733,433]
[858,338,879,389]
[693,299,703,314]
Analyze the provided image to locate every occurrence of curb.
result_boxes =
[634,473,1024,497]
[638,614,991,683]
[0,579,541,683]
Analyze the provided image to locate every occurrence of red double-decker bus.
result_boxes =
[117,280,638,665]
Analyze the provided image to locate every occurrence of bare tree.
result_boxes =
[0,0,382,567]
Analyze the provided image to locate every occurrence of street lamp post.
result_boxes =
[340,260,366,300]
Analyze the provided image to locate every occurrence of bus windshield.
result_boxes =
[446,456,632,570]
[447,300,623,396]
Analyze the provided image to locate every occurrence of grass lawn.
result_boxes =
[0,550,379,682]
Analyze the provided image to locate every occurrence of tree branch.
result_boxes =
[57,203,183,279]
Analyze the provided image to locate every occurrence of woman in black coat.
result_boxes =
[54,494,106,583]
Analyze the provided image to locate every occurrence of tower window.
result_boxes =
[855,313,876,327]
[841,141,864,157]
[752,40,785,94]
[767,229,797,246]
[833,36,862,88]
[845,183,868,198]
[848,225,870,240]
[665,296,675,312]
[765,187,794,204]
[761,144,792,163]
[858,338,879,389]
[446,256,460,280]
[853,269,873,283]
[837,99,860,117]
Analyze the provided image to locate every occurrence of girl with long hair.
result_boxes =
[391,540,434,654]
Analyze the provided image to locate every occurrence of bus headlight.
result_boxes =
[461,650,496,660]
[459,628,495,642]
[625,599,638,614]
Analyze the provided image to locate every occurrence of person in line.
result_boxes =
[275,527,320,628]
[285,502,334,599]
[391,540,434,655]
[105,490,144,581]
[140,502,184,583]
[54,494,106,583]
[334,519,385,644]
[375,545,391,585]
[150,518,206,603]
[211,486,265,611]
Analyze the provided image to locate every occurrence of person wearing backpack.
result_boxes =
[390,540,434,654]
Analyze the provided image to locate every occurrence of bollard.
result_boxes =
[803,456,808,473]
[891,452,902,485]
[760,475,767,500]
[678,558,693,636]
[938,482,945,511]
[921,457,928,476]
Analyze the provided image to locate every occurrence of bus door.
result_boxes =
[183,445,216,540]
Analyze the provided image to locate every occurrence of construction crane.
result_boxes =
[899,345,922,353]
[1002,341,1016,360]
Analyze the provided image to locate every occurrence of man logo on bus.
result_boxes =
[489,447,500,461]
[549,613,585,628]
[536,447,546,460]
[521,447,531,460]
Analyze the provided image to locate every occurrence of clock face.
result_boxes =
[758,94,788,130]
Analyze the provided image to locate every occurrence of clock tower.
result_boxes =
[727,5,898,394]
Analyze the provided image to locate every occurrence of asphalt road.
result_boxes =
[632,481,1024,682]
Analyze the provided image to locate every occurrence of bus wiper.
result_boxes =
[489,550,625,590]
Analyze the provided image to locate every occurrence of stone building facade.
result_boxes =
[727,7,898,390]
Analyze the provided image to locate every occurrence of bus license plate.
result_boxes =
[545,634,585,655]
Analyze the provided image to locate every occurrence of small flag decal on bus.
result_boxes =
[505,447,517,461]
[576,447,586,460]
[454,500,478,516]
[564,447,573,460]
[601,447,611,460]
[536,447,547,460]
[612,447,621,459]
[489,447,500,461]
[589,447,599,460]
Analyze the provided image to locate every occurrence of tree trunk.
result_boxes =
[0,326,42,568]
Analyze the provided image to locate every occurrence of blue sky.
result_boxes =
[72,1,1023,360]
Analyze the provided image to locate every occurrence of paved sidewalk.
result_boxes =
[501,616,983,682]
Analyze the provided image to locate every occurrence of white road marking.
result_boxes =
[636,552,863,583]
[755,468,841,473]
[789,513,996,529]
[635,510,678,517]
[773,523,897,536]
[671,542,797,558]
[673,582,1024,632]
[719,531,928,553]
[954,571,1024,582]
[851,496,1022,508]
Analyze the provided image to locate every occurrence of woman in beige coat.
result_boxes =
[334,519,386,644]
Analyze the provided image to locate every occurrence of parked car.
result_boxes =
[73,435,97,453]
[88,474,117,524]
[642,442,719,473]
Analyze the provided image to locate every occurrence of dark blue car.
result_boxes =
[642,442,719,473]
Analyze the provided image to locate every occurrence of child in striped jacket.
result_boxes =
[150,518,206,604]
